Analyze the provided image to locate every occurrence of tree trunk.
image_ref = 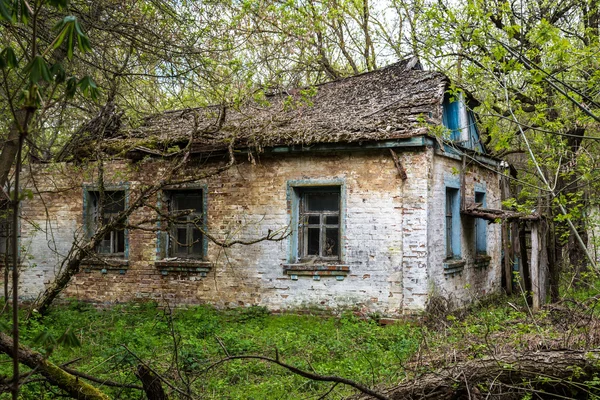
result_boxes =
[0,332,109,400]
[34,246,89,316]
[356,350,600,399]
[565,127,588,282]
[0,112,25,190]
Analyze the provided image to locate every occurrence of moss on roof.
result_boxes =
[64,58,449,160]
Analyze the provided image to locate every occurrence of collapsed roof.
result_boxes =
[60,57,450,160]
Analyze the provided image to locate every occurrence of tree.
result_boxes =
[0,0,258,396]
[0,1,100,397]
[410,0,600,296]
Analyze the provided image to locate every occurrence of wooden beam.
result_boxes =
[389,149,407,180]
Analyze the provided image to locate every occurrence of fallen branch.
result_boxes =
[206,354,390,400]
[355,350,600,399]
[0,332,109,400]
[62,366,143,390]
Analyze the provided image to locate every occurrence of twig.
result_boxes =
[461,371,472,399]
[205,354,390,400]
[120,344,192,399]
[61,367,143,390]
[164,302,192,396]
[214,336,230,357]
[316,382,339,399]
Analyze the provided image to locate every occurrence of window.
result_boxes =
[443,92,485,152]
[165,190,205,259]
[474,191,487,255]
[87,190,126,256]
[445,187,461,259]
[298,188,340,261]
[442,93,463,142]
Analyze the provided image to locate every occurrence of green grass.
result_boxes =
[0,302,421,399]
[3,279,600,399]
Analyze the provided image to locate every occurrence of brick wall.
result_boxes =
[13,147,500,315]
[427,152,502,307]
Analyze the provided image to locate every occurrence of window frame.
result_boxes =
[443,91,485,152]
[474,191,487,255]
[287,180,346,264]
[83,185,129,258]
[442,93,462,142]
[298,189,341,260]
[445,186,461,260]
[158,185,208,261]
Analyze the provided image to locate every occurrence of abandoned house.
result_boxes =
[14,58,502,315]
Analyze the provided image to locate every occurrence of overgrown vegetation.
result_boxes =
[0,279,599,399]
[0,302,420,399]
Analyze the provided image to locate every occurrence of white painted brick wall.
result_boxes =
[12,147,501,315]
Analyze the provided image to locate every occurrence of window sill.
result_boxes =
[82,257,128,274]
[155,259,212,276]
[443,258,465,277]
[474,254,491,269]
[282,264,350,281]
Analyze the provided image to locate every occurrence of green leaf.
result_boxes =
[20,0,29,23]
[0,0,11,22]
[21,189,33,200]
[78,75,99,100]
[33,330,57,348]
[23,56,51,83]
[0,320,9,332]
[57,328,81,348]
[1,47,18,69]
[50,62,65,83]
[74,20,91,53]
[65,76,77,98]
[53,22,72,49]
[47,0,68,10]
[53,16,91,60]
[52,14,75,30]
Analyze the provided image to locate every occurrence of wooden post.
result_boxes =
[531,222,540,310]
[539,220,549,307]
[502,221,512,295]
[500,174,513,295]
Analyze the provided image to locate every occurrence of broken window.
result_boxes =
[166,190,205,258]
[298,188,340,260]
[474,191,487,255]
[446,187,461,259]
[88,190,126,256]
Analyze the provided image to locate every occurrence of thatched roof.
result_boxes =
[63,57,450,160]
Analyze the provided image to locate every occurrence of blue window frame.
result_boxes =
[157,186,208,260]
[287,179,345,263]
[475,191,487,255]
[445,187,461,259]
[442,93,461,142]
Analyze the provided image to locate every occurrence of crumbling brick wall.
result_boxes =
[427,152,502,308]
[14,146,500,315]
